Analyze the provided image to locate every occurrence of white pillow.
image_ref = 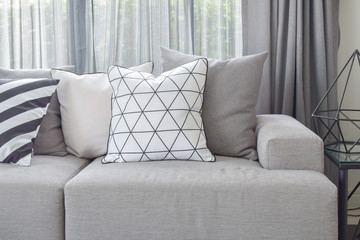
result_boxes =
[52,62,153,158]
[103,59,215,163]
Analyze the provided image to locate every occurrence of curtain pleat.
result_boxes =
[1,0,242,74]
[242,0,339,129]
[0,0,70,69]
[77,0,183,74]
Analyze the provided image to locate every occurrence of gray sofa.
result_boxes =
[0,114,337,240]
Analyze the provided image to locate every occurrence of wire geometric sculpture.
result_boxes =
[312,49,360,154]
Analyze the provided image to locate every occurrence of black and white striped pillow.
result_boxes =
[0,78,59,166]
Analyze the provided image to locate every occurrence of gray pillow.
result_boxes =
[33,91,67,156]
[161,47,267,160]
[0,66,74,156]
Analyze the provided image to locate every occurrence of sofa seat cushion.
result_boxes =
[0,155,89,240]
[65,156,337,240]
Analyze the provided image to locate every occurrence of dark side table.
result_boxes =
[325,150,360,240]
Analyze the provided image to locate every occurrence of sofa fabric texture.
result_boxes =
[256,114,324,172]
[52,62,154,159]
[0,114,337,240]
[104,59,215,163]
[0,155,89,240]
[65,155,337,240]
[161,47,268,160]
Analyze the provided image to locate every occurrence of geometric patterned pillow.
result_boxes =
[103,59,215,163]
[0,78,59,166]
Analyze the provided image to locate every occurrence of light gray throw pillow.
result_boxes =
[0,66,75,156]
[161,47,267,159]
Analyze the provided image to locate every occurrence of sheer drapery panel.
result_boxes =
[83,0,191,74]
[79,0,242,74]
[0,0,242,74]
[193,0,242,60]
[0,0,70,69]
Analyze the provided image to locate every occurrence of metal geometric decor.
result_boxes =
[312,49,360,154]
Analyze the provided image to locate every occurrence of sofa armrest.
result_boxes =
[255,114,324,172]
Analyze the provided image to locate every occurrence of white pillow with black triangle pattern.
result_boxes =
[103,58,215,163]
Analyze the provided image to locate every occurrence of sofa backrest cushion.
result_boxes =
[0,78,59,166]
[0,65,75,79]
[52,62,154,159]
[161,47,267,160]
[103,59,215,163]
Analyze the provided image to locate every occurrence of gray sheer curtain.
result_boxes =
[0,0,70,69]
[242,0,339,128]
[1,0,242,74]
[69,0,242,74]
[69,0,192,74]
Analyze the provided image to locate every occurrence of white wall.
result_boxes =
[338,0,360,222]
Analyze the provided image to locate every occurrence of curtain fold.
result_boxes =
[68,0,88,74]
[242,0,339,129]
[71,0,242,74]
[0,0,70,69]
[72,0,194,74]
[1,0,242,74]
